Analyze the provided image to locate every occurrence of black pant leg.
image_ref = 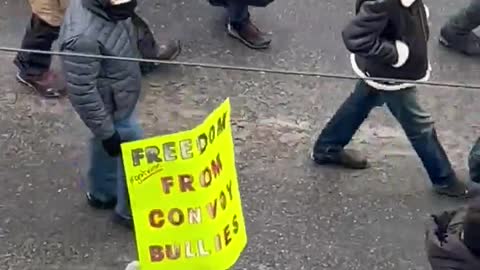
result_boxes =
[14,14,60,77]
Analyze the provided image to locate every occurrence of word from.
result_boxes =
[149,215,240,262]
[158,154,222,195]
[130,112,227,166]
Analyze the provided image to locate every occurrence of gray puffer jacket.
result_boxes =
[60,0,142,140]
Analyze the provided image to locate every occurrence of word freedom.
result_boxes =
[130,112,227,166]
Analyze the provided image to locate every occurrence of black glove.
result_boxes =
[102,131,122,157]
[431,210,457,245]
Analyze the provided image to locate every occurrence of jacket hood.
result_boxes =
[426,212,480,270]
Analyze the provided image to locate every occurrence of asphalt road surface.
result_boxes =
[1,0,480,269]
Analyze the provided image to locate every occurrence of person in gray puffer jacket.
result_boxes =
[60,0,145,229]
[426,198,480,270]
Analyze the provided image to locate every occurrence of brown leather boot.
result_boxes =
[140,40,181,75]
[311,149,369,170]
[434,179,480,199]
[16,70,66,98]
[157,39,181,60]
[227,20,271,49]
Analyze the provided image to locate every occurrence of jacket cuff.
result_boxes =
[393,40,409,68]
[95,118,116,140]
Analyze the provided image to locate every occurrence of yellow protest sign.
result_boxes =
[121,98,247,270]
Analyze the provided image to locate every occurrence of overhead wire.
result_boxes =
[1,46,480,90]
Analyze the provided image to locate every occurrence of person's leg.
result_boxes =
[15,14,58,77]
[86,136,118,209]
[468,138,480,183]
[312,80,381,169]
[440,0,480,55]
[384,88,472,197]
[14,13,64,98]
[113,115,144,229]
[226,0,272,49]
[227,0,249,26]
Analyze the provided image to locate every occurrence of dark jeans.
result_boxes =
[14,14,60,77]
[227,1,250,26]
[445,0,480,35]
[313,80,456,186]
[469,138,480,183]
[209,0,273,27]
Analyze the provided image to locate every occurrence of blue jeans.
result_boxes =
[313,80,456,186]
[227,1,249,26]
[87,115,144,219]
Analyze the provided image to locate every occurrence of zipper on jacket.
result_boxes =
[417,4,428,41]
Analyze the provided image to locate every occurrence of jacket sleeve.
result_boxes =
[61,36,115,140]
[342,0,403,66]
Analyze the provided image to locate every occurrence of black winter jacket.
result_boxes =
[426,209,480,270]
[343,0,430,90]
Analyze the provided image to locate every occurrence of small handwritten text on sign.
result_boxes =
[121,99,247,270]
